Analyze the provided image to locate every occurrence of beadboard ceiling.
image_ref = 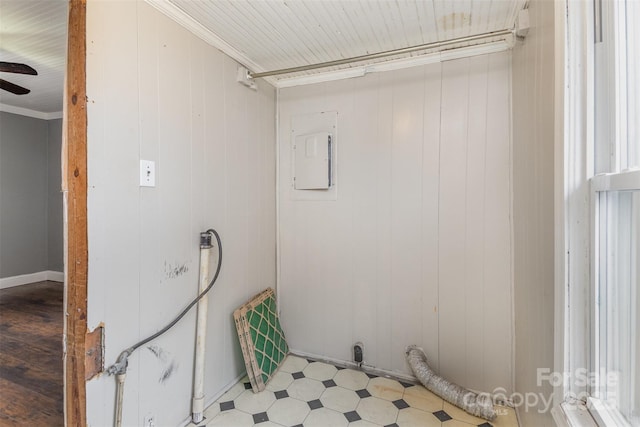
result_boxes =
[156,0,526,84]
[0,0,68,116]
[0,0,526,114]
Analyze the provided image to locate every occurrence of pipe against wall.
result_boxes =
[114,374,126,426]
[406,345,497,421]
[107,229,223,427]
[191,232,214,424]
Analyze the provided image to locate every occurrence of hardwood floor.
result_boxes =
[0,281,64,426]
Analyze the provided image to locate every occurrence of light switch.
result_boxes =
[140,160,156,187]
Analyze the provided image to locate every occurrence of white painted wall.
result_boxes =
[278,52,513,394]
[85,1,275,426]
[512,0,556,425]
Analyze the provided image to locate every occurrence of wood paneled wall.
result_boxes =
[512,0,557,424]
[85,2,276,425]
[278,52,513,394]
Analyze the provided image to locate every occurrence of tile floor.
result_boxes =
[190,356,519,427]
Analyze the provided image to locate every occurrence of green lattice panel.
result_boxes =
[246,292,288,385]
[234,312,259,391]
[234,288,288,392]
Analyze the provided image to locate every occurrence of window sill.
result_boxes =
[552,401,598,427]
[586,398,632,427]
[552,399,633,427]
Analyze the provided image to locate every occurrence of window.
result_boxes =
[594,0,640,173]
[591,0,640,425]
[593,180,640,426]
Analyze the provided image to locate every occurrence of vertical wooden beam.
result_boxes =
[64,0,87,425]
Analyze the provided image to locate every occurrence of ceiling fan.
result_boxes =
[0,61,38,95]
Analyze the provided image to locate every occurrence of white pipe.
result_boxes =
[191,234,213,424]
[249,28,513,78]
[115,373,126,427]
[275,86,281,312]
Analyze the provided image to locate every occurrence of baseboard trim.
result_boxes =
[178,371,248,427]
[0,271,64,289]
[289,348,419,384]
[46,270,64,282]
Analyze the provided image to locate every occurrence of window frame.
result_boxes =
[588,0,640,423]
[589,170,640,426]
[558,0,640,425]
[593,0,640,174]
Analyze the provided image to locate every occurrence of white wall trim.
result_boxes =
[553,0,568,407]
[0,270,64,289]
[46,270,64,282]
[276,40,511,88]
[560,0,593,404]
[276,68,367,89]
[508,45,517,397]
[275,87,282,312]
[144,0,278,88]
[289,349,419,384]
[0,103,63,120]
[142,0,512,89]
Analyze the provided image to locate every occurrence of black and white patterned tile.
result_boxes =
[190,355,519,427]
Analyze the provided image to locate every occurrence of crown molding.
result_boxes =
[0,103,63,120]
[144,0,277,87]
[142,0,512,90]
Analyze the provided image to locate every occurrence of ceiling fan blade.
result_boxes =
[0,79,31,95]
[0,62,38,75]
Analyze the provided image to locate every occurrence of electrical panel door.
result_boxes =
[293,132,332,190]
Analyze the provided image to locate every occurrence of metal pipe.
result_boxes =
[191,232,214,424]
[114,373,126,427]
[108,229,223,427]
[249,28,513,79]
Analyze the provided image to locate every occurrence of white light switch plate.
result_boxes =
[140,160,155,187]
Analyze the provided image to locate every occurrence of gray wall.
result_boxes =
[47,119,63,272]
[0,112,63,278]
[512,0,556,425]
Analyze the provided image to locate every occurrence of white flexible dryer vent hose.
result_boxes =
[405,345,497,421]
